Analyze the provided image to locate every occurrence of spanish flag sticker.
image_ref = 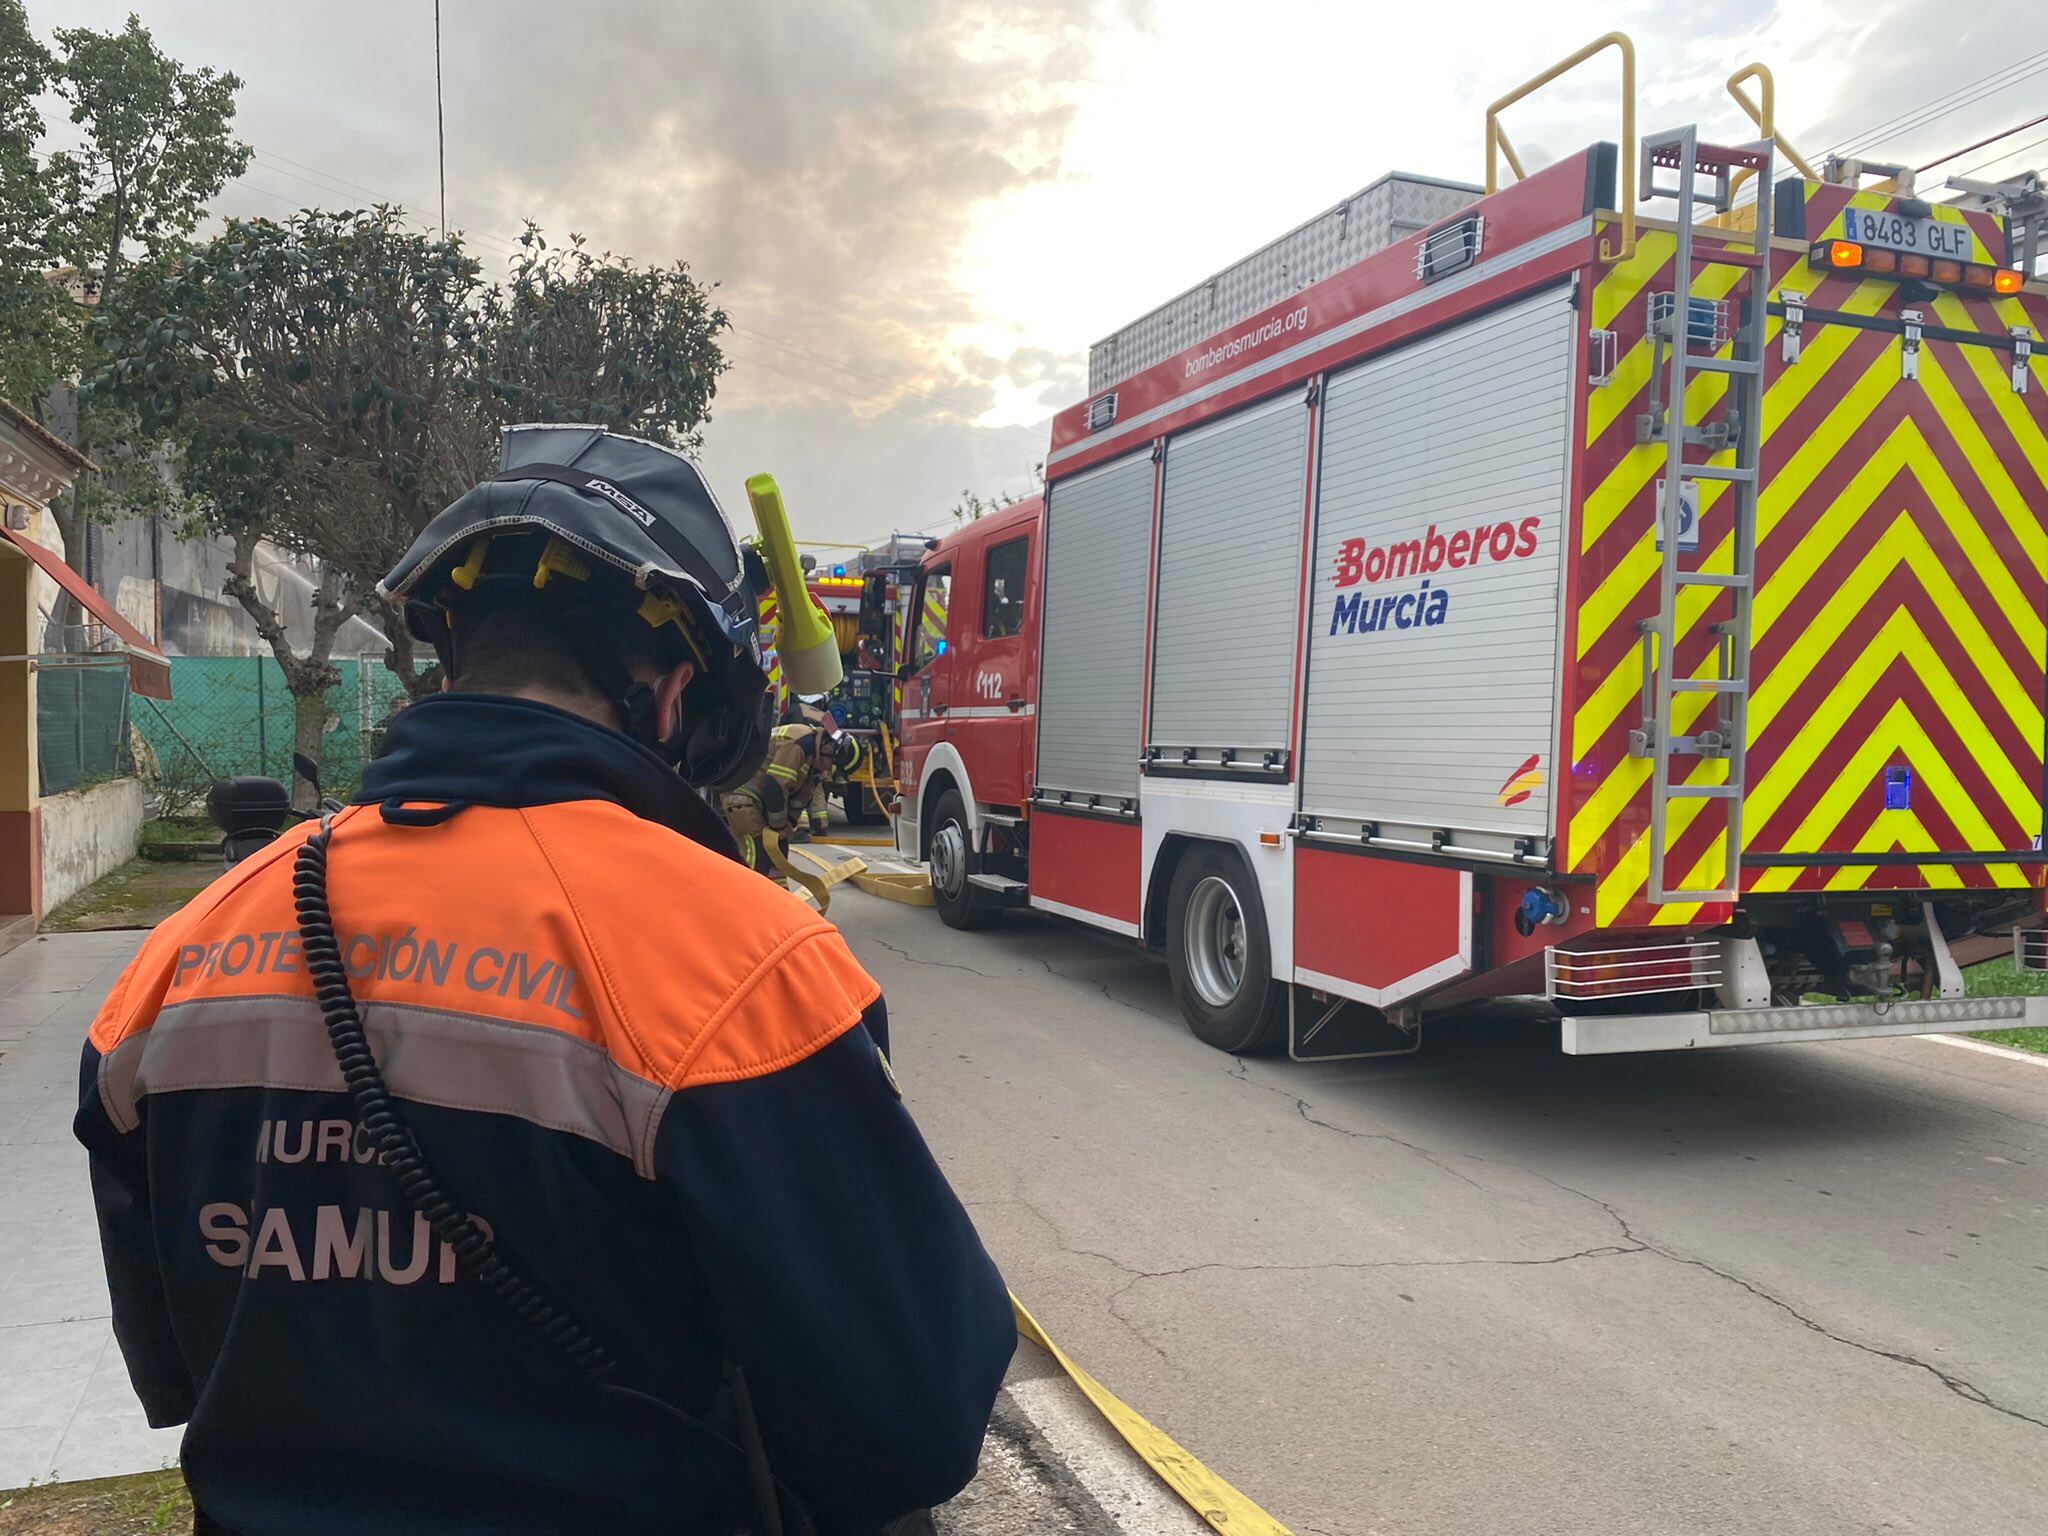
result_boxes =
[1497,754,1544,808]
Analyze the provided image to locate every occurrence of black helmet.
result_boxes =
[826,730,861,775]
[380,424,771,791]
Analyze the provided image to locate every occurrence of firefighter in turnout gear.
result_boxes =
[724,712,861,870]
[73,426,1013,1536]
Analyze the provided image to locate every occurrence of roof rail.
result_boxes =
[1725,63,1819,193]
[1485,31,1636,263]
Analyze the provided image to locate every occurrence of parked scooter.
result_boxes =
[205,752,343,867]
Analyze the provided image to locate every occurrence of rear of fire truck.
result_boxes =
[1554,145,2048,1051]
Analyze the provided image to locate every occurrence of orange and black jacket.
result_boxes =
[73,694,1014,1536]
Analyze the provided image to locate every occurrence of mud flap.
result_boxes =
[1287,985,1424,1061]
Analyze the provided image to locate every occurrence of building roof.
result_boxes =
[0,397,98,477]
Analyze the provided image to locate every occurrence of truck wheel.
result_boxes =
[928,789,1000,931]
[838,785,881,827]
[1166,846,1285,1055]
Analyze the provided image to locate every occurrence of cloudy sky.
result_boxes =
[26,0,2048,554]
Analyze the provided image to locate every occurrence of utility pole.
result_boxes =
[434,0,447,239]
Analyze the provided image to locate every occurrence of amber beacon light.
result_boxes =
[1812,238,2024,295]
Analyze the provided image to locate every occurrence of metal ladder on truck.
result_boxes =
[1630,126,1773,903]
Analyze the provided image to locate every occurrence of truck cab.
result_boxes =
[890,496,1043,925]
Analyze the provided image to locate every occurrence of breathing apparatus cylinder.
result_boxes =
[747,474,843,698]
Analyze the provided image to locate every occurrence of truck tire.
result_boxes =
[838,783,882,827]
[1165,845,1286,1055]
[928,788,1001,931]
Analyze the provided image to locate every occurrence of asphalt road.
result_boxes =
[838,887,2048,1536]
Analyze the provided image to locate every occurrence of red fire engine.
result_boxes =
[874,41,2048,1059]
[761,570,900,822]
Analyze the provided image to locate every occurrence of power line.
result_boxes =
[1824,50,2048,160]
[1918,112,2048,174]
[247,146,397,202]
[1825,50,2048,155]
[243,145,525,258]
[1959,132,2048,181]
[433,1,447,239]
[236,152,525,259]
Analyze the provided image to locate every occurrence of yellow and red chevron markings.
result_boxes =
[1566,197,2048,929]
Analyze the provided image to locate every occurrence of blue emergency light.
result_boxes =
[1884,765,1912,811]
[833,564,846,577]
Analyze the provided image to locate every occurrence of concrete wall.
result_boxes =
[39,776,144,915]
[0,548,38,918]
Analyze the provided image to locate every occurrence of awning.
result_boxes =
[1,526,172,699]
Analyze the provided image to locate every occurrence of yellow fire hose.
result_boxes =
[1011,1293,1292,1535]
[762,829,834,912]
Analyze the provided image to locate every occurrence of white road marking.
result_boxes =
[1907,1032,2048,1071]
[1005,1371,1213,1536]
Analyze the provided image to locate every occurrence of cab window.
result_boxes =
[981,537,1028,639]
[911,565,951,670]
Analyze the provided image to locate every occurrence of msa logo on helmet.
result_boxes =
[585,477,656,528]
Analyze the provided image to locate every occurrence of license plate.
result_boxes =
[1840,205,1975,260]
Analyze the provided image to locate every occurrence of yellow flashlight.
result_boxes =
[745,473,843,697]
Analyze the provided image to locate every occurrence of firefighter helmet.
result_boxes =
[380,425,771,791]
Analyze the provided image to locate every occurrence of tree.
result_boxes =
[97,209,485,797]
[0,0,64,410]
[95,207,730,797]
[42,13,250,296]
[949,488,1018,524]
[36,13,249,629]
[481,228,728,451]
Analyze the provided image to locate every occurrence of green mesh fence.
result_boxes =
[37,658,133,796]
[133,655,413,806]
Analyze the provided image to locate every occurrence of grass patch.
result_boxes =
[41,857,212,933]
[1962,957,2048,1054]
[0,1470,192,1535]
[135,817,212,849]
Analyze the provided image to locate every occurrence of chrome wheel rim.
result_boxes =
[931,820,968,898]
[1185,875,1246,1007]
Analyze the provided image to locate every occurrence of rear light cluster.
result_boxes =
[1814,239,2024,295]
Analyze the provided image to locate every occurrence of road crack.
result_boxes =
[1533,1172,2048,1434]
[1114,1246,1647,1288]
[1029,954,1176,1022]
[863,935,1008,982]
[1224,1057,1498,1196]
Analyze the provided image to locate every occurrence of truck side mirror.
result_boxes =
[896,660,917,682]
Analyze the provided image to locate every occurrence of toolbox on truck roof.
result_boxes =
[1086,171,1482,393]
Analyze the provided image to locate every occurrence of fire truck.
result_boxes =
[873,39,2048,1059]
[761,569,898,822]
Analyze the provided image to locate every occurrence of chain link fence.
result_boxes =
[131,655,412,814]
[36,655,134,796]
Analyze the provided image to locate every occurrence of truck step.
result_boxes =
[967,873,1029,906]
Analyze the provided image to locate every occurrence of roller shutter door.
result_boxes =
[1300,285,1574,849]
[1149,390,1309,760]
[1035,449,1155,804]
